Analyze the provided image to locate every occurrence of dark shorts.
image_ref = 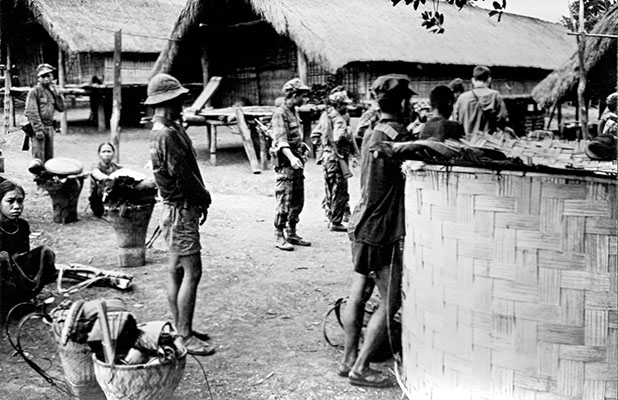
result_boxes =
[160,203,201,256]
[351,240,403,276]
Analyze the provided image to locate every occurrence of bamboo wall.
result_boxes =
[402,166,617,400]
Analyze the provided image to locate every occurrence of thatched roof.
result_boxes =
[155,0,575,74]
[26,0,186,53]
[531,4,618,109]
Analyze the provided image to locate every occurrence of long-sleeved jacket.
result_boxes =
[311,106,359,163]
[149,117,211,209]
[24,83,65,133]
[453,87,507,138]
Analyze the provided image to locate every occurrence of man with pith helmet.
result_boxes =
[146,73,214,356]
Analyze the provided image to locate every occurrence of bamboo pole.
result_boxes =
[58,48,68,135]
[110,30,122,162]
[3,48,11,139]
[576,0,589,140]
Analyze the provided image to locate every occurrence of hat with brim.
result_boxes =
[44,157,84,176]
[144,86,189,105]
[37,64,55,77]
[372,74,417,101]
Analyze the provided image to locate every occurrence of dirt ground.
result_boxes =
[0,108,403,400]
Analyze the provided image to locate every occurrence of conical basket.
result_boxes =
[41,176,84,224]
[105,203,155,267]
[92,348,186,400]
[52,329,106,400]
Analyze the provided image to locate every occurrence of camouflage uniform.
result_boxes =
[272,103,306,232]
[311,102,358,228]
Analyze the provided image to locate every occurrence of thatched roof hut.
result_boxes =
[531,4,618,110]
[4,0,186,86]
[153,0,575,105]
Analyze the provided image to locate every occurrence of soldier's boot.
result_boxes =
[285,226,311,247]
[275,229,294,251]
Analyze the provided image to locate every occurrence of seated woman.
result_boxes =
[0,180,56,320]
[89,142,121,217]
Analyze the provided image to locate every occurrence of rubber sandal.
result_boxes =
[348,368,393,388]
[183,336,216,356]
[337,363,352,377]
[192,330,210,341]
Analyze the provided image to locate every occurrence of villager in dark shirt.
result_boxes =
[146,73,214,357]
[420,85,465,142]
[340,74,416,389]
[0,181,56,317]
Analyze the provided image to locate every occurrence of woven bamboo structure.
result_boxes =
[105,203,155,267]
[52,330,106,400]
[41,176,84,224]
[92,349,186,400]
[402,165,617,400]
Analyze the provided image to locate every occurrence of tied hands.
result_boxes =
[35,130,45,140]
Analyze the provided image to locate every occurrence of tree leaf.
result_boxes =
[488,10,498,16]
[492,1,501,10]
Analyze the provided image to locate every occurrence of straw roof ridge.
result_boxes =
[242,0,575,72]
[531,4,618,109]
[25,0,187,53]
[153,0,575,75]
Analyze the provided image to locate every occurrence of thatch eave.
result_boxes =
[531,4,618,109]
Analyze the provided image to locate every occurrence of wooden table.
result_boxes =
[193,105,322,173]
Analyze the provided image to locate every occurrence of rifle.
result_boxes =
[56,263,133,294]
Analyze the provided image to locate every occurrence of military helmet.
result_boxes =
[144,73,189,105]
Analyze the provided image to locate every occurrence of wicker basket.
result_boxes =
[105,203,155,267]
[41,176,84,224]
[402,165,617,400]
[52,330,106,400]
[92,348,186,400]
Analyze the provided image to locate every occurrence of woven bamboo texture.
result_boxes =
[52,330,106,400]
[105,203,154,267]
[465,134,616,177]
[402,166,617,400]
[93,349,186,400]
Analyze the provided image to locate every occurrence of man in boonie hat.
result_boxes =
[271,78,312,251]
[339,74,414,389]
[24,63,65,168]
[147,73,215,356]
[310,85,359,232]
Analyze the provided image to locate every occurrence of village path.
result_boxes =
[0,110,402,400]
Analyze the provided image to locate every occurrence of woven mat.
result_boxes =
[463,133,617,177]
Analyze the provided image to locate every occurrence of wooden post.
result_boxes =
[234,107,261,174]
[297,48,308,86]
[97,94,106,132]
[58,48,68,135]
[575,0,589,140]
[200,41,210,92]
[110,30,122,162]
[3,48,11,137]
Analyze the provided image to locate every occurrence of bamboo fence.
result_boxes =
[401,162,617,400]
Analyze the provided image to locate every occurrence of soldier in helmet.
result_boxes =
[311,86,359,232]
[271,78,312,251]
[339,74,415,388]
[145,73,214,356]
[24,63,65,166]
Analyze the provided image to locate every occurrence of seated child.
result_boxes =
[420,85,465,142]
[90,142,121,217]
[0,180,56,319]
